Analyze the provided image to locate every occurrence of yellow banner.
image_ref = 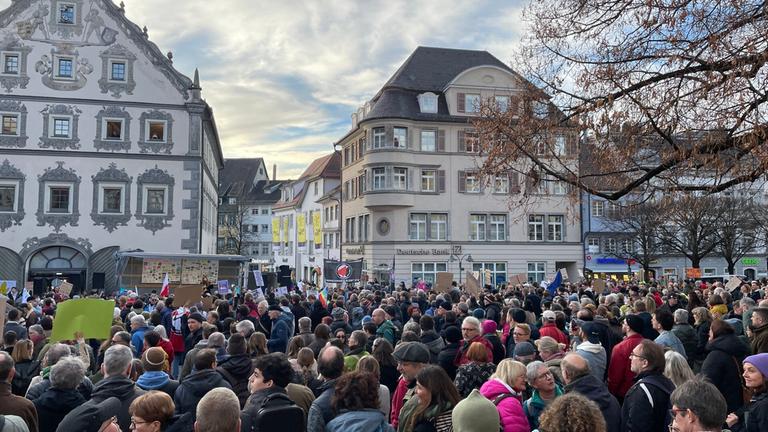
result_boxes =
[282,217,289,243]
[313,211,322,247]
[297,213,307,244]
[272,217,280,243]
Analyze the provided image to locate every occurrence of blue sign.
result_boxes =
[596,258,627,265]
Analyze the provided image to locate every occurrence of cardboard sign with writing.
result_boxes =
[435,272,453,293]
[465,271,482,296]
[173,285,203,307]
[593,279,606,291]
[276,286,288,297]
[726,276,743,292]
[59,281,73,297]
[685,267,702,279]
[509,273,527,285]
[201,296,214,311]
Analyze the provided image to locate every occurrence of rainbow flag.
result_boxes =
[319,288,328,308]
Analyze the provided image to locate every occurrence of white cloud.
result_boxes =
[0,0,526,178]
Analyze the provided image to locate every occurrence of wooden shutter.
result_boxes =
[458,130,466,152]
[458,171,466,193]
[437,170,446,192]
[457,93,466,113]
[509,172,520,194]
[437,130,446,152]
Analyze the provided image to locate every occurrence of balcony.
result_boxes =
[361,190,415,209]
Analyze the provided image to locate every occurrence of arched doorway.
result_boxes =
[27,246,87,295]
[744,268,757,281]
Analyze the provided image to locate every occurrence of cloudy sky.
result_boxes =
[3,0,528,178]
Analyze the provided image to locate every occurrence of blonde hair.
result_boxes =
[514,323,531,335]
[664,351,694,387]
[692,307,712,325]
[491,358,526,387]
[535,336,566,355]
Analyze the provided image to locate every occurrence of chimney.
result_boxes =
[273,164,277,182]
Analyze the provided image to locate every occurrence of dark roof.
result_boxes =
[365,88,467,123]
[219,158,263,196]
[383,46,514,92]
[243,180,288,204]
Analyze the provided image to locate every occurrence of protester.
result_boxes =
[621,340,675,432]
[663,351,694,388]
[726,353,768,431]
[535,337,566,384]
[402,365,459,432]
[391,342,430,429]
[671,309,698,364]
[56,397,121,432]
[561,353,621,432]
[478,359,529,432]
[700,318,749,413]
[357,355,391,418]
[194,388,241,432]
[538,393,607,432]
[240,352,296,431]
[455,317,493,366]
[451,389,500,432]
[135,347,178,398]
[573,322,606,381]
[31,356,86,432]
[0,352,38,432]
[607,314,644,401]
[436,326,461,380]
[173,348,231,416]
[26,343,94,401]
[454,342,496,398]
[307,346,345,432]
[523,360,563,430]
[652,310,686,358]
[343,330,369,372]
[325,371,393,432]
[127,391,175,432]
[669,378,727,432]
[86,344,145,431]
[11,341,39,397]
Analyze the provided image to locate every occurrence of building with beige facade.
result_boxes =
[335,47,582,285]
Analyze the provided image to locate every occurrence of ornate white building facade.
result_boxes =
[0,0,223,293]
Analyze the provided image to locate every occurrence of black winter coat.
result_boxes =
[217,354,254,408]
[11,360,40,396]
[483,334,505,365]
[32,387,86,432]
[701,333,750,413]
[564,374,621,432]
[174,369,232,415]
[89,375,145,432]
[733,391,768,432]
[437,342,460,380]
[620,372,675,432]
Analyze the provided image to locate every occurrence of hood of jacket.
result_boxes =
[92,375,138,401]
[565,374,615,410]
[33,387,85,411]
[136,371,171,390]
[706,333,750,357]
[479,377,520,400]
[218,354,252,377]
[181,369,229,398]
[326,409,388,431]
[576,340,605,354]
[527,386,563,409]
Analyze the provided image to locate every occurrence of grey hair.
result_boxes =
[28,324,44,336]
[103,344,133,377]
[195,387,241,432]
[153,325,168,339]
[403,321,421,336]
[235,320,254,335]
[670,377,728,429]
[45,343,72,367]
[50,356,85,390]
[298,317,311,331]
[462,316,481,331]
[207,332,226,349]
[130,315,146,326]
[526,360,547,385]
[740,297,756,308]
[664,350,695,388]
[673,309,689,324]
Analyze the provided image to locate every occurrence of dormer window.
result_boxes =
[417,92,438,114]
[465,94,481,113]
[533,101,549,119]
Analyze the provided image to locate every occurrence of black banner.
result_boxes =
[324,259,363,283]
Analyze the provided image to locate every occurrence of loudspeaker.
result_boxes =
[33,278,45,296]
[92,273,105,291]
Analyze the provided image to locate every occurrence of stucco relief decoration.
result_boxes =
[136,165,174,234]
[93,105,131,152]
[91,163,132,232]
[39,104,81,149]
[16,1,117,46]
[98,43,136,98]
[36,161,81,232]
[0,100,28,148]
[19,233,92,263]
[0,159,25,232]
[35,46,93,91]
[138,110,174,154]
[0,33,32,92]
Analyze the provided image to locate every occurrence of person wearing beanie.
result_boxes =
[726,353,768,431]
[184,312,205,355]
[607,314,644,401]
[330,308,353,337]
[482,320,505,365]
[438,326,462,380]
[135,347,179,398]
[451,389,501,432]
[216,333,254,408]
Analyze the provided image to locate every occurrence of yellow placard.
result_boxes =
[282,217,289,243]
[272,217,280,243]
[297,213,307,244]
[313,211,322,247]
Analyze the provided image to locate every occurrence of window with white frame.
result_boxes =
[554,135,567,156]
[494,175,509,193]
[547,215,564,241]
[473,262,507,284]
[465,94,481,113]
[261,208,269,215]
[109,60,126,81]
[56,57,73,78]
[430,213,447,241]
[421,170,436,192]
[552,181,568,195]
[99,184,124,214]
[393,167,407,190]
[418,93,438,113]
[251,208,258,215]
[372,167,386,190]
[261,243,270,255]
[623,239,634,253]
[261,224,268,232]
[703,268,717,276]
[591,201,605,217]
[587,238,600,253]
[605,238,617,253]
[409,213,427,240]
[495,95,510,112]
[1,114,17,135]
[48,185,71,213]
[470,214,486,241]
[465,130,481,153]
[528,262,546,283]
[103,118,123,140]
[465,172,480,193]
[393,127,407,148]
[372,127,385,149]
[147,120,166,142]
[411,262,447,284]
[0,184,16,212]
[528,214,544,241]
[2,53,18,75]
[421,130,436,152]
[145,187,166,215]
[52,117,71,138]
[490,214,507,241]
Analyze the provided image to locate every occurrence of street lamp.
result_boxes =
[450,253,473,285]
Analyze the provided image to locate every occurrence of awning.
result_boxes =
[115,251,249,262]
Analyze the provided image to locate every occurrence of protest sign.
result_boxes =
[59,281,73,297]
[217,280,230,295]
[173,285,203,307]
[252,270,265,287]
[593,279,606,291]
[509,273,527,285]
[465,271,482,296]
[254,288,265,299]
[51,299,114,342]
[435,272,453,293]
[276,286,288,297]
[726,276,743,292]
[0,296,6,336]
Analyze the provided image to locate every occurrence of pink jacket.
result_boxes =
[479,378,530,432]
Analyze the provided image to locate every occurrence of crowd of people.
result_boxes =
[0,276,767,432]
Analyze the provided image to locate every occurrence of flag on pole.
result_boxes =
[319,287,328,308]
[160,273,170,298]
[389,255,396,282]
[546,270,563,297]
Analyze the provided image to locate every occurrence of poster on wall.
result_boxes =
[141,259,181,283]
[312,212,322,248]
[181,259,219,284]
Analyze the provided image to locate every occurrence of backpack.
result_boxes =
[217,367,250,409]
[247,392,305,432]
[493,393,514,432]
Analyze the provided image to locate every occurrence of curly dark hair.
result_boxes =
[332,371,380,412]
[252,353,295,388]
[538,393,606,432]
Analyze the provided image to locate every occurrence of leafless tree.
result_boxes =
[713,197,765,274]
[656,195,720,269]
[603,200,666,280]
[218,206,250,255]
[476,1,768,202]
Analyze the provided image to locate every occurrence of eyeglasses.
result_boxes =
[669,408,687,419]
[536,370,553,380]
[461,327,477,332]
[629,352,646,360]
[130,418,150,429]
[512,332,529,336]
